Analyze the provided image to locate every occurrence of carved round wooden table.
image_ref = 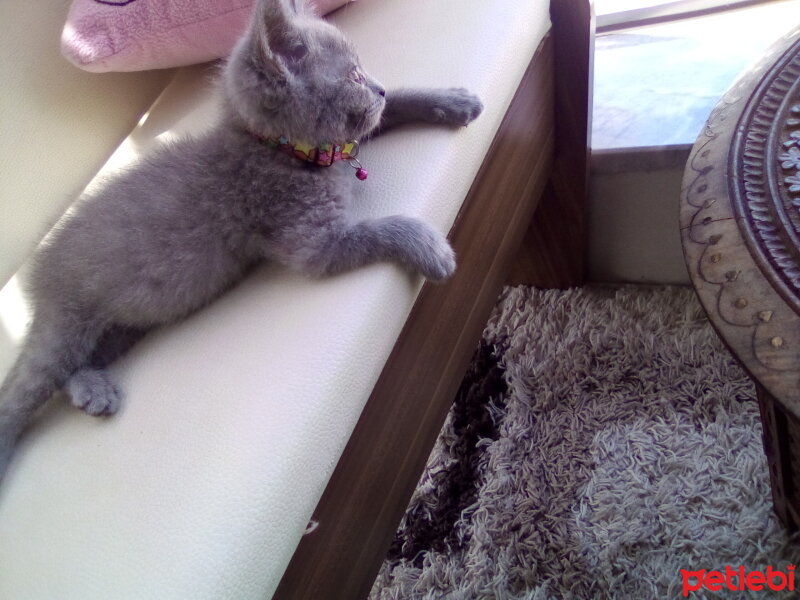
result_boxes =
[681,26,800,530]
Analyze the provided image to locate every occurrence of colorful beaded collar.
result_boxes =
[256,135,368,180]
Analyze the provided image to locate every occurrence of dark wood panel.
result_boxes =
[757,384,799,530]
[273,33,557,600]
[508,0,595,288]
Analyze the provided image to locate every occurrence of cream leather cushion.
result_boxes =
[0,0,551,598]
[0,0,174,288]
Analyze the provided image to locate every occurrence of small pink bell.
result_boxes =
[348,155,368,181]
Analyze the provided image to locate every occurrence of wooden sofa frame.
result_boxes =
[275,1,595,597]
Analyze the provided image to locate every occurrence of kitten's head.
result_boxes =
[223,0,385,143]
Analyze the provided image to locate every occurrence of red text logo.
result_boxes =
[681,565,795,596]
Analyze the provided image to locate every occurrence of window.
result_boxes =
[592,0,800,149]
[596,0,785,33]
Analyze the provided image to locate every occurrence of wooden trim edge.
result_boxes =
[508,0,594,288]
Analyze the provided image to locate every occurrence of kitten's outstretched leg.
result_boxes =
[300,216,456,281]
[371,88,484,136]
[0,311,104,479]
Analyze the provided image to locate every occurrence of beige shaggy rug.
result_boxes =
[369,285,800,599]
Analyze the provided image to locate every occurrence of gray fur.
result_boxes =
[0,0,482,479]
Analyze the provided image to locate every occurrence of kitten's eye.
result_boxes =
[349,68,366,85]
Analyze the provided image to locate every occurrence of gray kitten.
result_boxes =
[0,0,482,479]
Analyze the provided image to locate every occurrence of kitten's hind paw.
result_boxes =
[432,88,484,127]
[66,368,122,417]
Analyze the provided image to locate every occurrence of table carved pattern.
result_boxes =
[682,27,800,412]
[681,27,800,528]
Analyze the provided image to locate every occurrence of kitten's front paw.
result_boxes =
[66,368,122,417]
[423,237,457,282]
[409,223,456,281]
[432,88,484,127]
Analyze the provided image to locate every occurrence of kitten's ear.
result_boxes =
[251,0,311,78]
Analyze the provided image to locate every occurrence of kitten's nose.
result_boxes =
[368,78,385,98]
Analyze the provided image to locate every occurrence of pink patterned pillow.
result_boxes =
[62,0,358,73]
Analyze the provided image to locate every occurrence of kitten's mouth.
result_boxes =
[366,99,384,117]
[347,99,385,137]
[363,100,385,132]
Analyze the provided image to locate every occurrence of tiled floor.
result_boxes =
[592,0,800,150]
